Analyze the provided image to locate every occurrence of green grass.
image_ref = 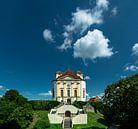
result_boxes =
[27,111,62,129]
[27,111,107,129]
[72,112,108,129]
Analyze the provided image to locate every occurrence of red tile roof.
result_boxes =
[89,96,100,102]
[56,69,81,80]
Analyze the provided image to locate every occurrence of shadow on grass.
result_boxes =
[97,118,108,126]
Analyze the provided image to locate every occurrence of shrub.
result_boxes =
[73,101,87,109]
[33,119,50,129]
[89,101,104,113]
[29,100,60,110]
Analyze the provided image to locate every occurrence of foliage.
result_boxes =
[73,101,87,109]
[0,89,33,129]
[102,74,138,129]
[34,111,50,128]
[89,101,104,113]
[33,119,50,129]
[29,100,60,110]
[73,112,108,129]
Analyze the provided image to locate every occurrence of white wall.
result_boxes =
[80,81,86,101]
[48,114,63,124]
[72,114,87,124]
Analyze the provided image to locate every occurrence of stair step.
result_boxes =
[64,119,72,129]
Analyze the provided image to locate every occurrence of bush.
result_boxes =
[33,119,50,129]
[89,101,104,113]
[29,100,60,110]
[73,101,87,109]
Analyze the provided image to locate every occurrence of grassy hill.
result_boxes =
[27,111,61,129]
[27,111,108,129]
[73,112,108,129]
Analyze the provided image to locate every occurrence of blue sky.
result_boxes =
[0,0,138,100]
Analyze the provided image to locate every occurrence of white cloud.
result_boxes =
[65,7,103,34]
[58,38,72,50]
[120,75,126,79]
[43,29,54,42]
[125,65,138,72]
[0,95,2,98]
[132,43,138,56]
[73,29,113,60]
[84,76,91,80]
[97,92,105,98]
[0,85,4,90]
[38,90,52,96]
[96,0,109,10]
[86,93,90,100]
[0,85,9,91]
[60,0,109,50]
[111,7,118,16]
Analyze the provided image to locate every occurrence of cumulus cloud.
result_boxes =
[125,65,138,72]
[65,7,103,34]
[59,0,109,50]
[43,29,54,42]
[111,7,118,16]
[73,29,113,60]
[132,43,138,56]
[0,85,9,91]
[38,90,52,96]
[96,0,109,10]
[84,76,91,80]
[58,38,72,50]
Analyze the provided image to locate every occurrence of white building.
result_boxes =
[52,70,86,104]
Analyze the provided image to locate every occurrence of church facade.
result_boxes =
[52,70,86,104]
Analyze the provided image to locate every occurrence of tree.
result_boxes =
[102,74,138,129]
[0,89,33,129]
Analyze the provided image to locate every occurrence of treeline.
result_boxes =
[29,100,60,110]
[0,90,60,129]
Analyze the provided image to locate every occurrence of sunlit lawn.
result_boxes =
[73,112,108,129]
[27,110,62,129]
[27,111,108,129]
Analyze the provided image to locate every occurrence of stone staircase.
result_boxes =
[64,118,72,129]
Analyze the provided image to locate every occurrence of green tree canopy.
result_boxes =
[102,74,138,129]
[0,89,33,129]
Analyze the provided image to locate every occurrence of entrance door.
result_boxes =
[67,99,71,105]
[65,111,71,117]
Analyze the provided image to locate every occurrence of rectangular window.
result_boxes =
[74,89,77,97]
[61,89,63,97]
[83,88,85,98]
[67,90,70,97]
